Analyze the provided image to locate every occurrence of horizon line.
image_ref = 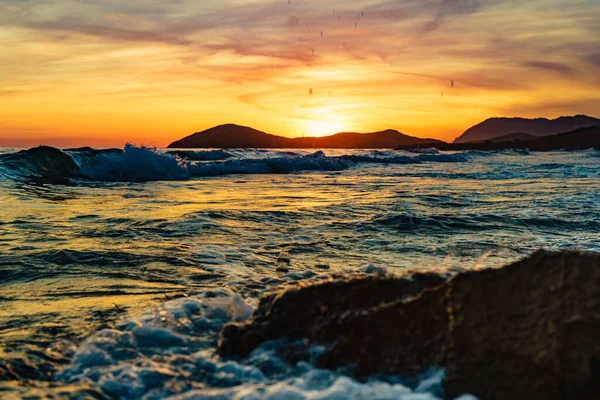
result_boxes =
[2,113,599,149]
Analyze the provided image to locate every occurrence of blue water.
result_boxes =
[0,145,599,399]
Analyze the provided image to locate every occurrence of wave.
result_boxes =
[189,150,351,177]
[584,149,600,158]
[501,149,531,156]
[0,145,476,184]
[366,211,600,233]
[166,149,232,161]
[403,148,440,154]
[74,144,191,181]
[0,145,82,185]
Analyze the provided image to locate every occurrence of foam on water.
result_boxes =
[1,145,599,398]
[0,145,476,183]
[56,289,472,400]
[74,144,191,182]
[2,145,597,185]
[167,149,233,161]
[188,151,350,177]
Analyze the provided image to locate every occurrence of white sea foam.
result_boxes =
[74,144,191,182]
[168,371,449,400]
[359,263,388,275]
[56,289,475,400]
[59,145,475,182]
[167,149,233,161]
[2,145,595,185]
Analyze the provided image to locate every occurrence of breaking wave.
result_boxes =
[0,145,474,183]
[166,149,233,161]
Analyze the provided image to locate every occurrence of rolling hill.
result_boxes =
[168,124,443,149]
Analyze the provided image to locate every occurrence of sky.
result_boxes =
[1,0,600,147]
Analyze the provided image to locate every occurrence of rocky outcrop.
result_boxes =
[219,272,447,359]
[218,251,600,400]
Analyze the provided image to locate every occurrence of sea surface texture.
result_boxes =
[0,145,599,399]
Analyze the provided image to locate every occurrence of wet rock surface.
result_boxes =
[219,251,600,400]
[218,272,447,358]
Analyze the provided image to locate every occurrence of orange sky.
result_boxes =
[1,0,600,147]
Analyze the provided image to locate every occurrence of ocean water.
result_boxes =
[0,145,599,399]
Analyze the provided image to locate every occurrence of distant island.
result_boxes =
[167,115,600,150]
[399,125,600,151]
[168,124,443,149]
[453,115,600,143]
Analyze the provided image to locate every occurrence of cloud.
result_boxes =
[0,0,487,47]
[28,18,195,45]
[424,0,482,32]
[588,53,600,68]
[523,61,574,75]
[2,0,600,145]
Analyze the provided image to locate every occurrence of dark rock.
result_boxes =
[443,251,600,400]
[218,251,600,400]
[218,272,447,357]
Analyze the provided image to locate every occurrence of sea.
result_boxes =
[0,145,599,399]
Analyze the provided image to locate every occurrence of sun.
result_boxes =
[305,119,347,137]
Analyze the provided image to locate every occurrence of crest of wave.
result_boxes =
[75,144,190,182]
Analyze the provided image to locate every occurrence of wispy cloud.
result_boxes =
[424,0,482,32]
[523,61,574,75]
[588,53,600,69]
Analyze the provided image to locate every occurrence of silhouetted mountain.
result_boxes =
[480,132,538,143]
[291,129,443,149]
[400,125,600,151]
[454,115,600,143]
[168,124,291,149]
[168,124,443,149]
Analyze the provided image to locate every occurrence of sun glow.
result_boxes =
[304,118,348,137]
[1,0,599,147]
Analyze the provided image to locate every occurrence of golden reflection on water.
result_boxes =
[1,151,599,358]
